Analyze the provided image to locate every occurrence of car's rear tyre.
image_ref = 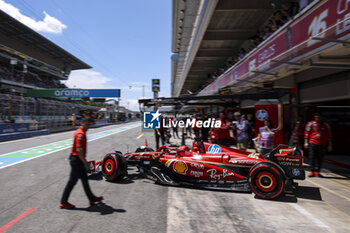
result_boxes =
[248,161,284,199]
[102,152,127,181]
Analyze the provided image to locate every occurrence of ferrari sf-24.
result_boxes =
[88,141,305,199]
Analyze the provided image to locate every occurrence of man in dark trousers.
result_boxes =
[304,113,332,177]
[60,118,103,209]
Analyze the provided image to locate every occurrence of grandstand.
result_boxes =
[171,0,350,154]
[0,9,98,131]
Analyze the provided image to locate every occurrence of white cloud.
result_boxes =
[66,70,114,89]
[120,99,140,111]
[120,84,152,96]
[0,0,67,34]
[65,70,141,111]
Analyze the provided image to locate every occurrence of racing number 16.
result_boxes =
[307,9,329,46]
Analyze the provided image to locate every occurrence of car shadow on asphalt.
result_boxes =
[88,171,147,184]
[88,173,103,180]
[126,173,145,180]
[112,177,135,184]
[153,181,253,195]
[253,185,322,203]
[294,186,322,201]
[106,173,146,184]
[254,194,297,203]
[71,203,126,215]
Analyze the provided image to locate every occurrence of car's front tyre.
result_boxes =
[102,152,127,181]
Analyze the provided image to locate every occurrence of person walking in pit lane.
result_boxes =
[304,112,332,177]
[60,118,103,209]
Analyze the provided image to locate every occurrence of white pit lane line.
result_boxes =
[289,203,332,232]
[0,123,140,170]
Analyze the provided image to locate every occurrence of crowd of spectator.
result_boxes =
[0,64,67,89]
[195,0,314,94]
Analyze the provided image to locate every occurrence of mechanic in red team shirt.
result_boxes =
[211,112,232,146]
[304,113,332,177]
[60,118,103,209]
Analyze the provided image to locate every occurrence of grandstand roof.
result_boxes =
[172,0,289,97]
[0,10,91,70]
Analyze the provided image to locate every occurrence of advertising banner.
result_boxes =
[27,89,121,98]
[0,123,30,134]
[199,0,350,95]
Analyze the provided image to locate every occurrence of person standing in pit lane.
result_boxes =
[211,112,232,147]
[304,112,332,177]
[257,119,275,155]
[192,114,200,139]
[155,116,165,149]
[234,112,250,151]
[171,116,179,139]
[60,118,103,209]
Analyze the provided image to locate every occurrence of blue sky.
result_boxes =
[0,0,172,110]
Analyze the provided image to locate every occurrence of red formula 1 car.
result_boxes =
[88,141,305,199]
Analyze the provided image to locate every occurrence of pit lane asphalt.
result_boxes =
[0,123,350,233]
[0,122,168,233]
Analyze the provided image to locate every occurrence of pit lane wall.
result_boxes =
[198,0,350,95]
[0,119,125,142]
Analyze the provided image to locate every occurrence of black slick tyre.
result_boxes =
[102,152,127,181]
[248,161,285,199]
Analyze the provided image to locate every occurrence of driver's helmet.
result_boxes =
[176,146,191,157]
[193,141,206,153]
[135,146,154,152]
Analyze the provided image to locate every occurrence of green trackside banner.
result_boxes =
[26,89,121,98]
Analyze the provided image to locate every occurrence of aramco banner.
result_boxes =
[27,89,121,98]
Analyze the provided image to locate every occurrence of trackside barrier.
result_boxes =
[0,120,137,142]
[0,130,50,142]
[0,123,30,134]
[90,122,116,128]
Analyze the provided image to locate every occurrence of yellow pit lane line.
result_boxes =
[136,133,144,139]
[309,171,350,192]
[307,179,350,202]
[325,179,350,192]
